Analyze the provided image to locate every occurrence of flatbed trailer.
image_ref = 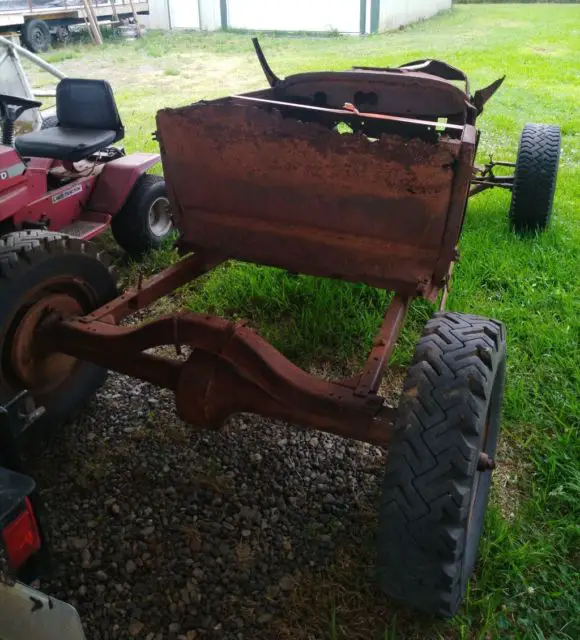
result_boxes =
[0,0,150,52]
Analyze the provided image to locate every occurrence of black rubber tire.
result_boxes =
[40,115,58,130]
[111,174,173,259]
[509,124,561,233]
[0,231,117,438]
[377,312,506,617]
[21,19,51,54]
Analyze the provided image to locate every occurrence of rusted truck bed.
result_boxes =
[157,67,477,300]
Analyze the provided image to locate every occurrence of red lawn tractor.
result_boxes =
[0,78,173,256]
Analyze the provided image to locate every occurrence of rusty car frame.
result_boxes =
[0,40,561,617]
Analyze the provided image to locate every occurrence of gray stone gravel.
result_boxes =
[25,370,390,639]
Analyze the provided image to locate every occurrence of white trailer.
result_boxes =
[0,1,150,52]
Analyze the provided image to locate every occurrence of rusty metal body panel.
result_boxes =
[274,70,470,120]
[157,80,476,299]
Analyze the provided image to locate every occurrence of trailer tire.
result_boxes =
[21,19,51,54]
[0,231,117,439]
[40,115,58,130]
[509,124,561,233]
[377,312,506,617]
[111,175,173,259]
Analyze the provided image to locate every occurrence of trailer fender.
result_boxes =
[88,152,161,215]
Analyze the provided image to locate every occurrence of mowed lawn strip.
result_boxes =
[28,4,579,638]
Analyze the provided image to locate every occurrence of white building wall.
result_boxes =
[379,0,451,32]
[226,0,361,34]
[149,0,452,34]
[149,0,170,29]
[168,0,200,29]
[199,0,222,31]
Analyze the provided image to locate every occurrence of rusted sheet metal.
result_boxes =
[473,76,506,116]
[273,70,469,119]
[433,125,477,284]
[157,100,462,297]
[53,310,396,446]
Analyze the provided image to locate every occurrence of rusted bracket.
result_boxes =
[473,76,506,115]
[469,179,514,196]
[354,295,410,397]
[82,251,225,324]
[439,262,454,312]
[469,159,515,197]
[251,37,280,88]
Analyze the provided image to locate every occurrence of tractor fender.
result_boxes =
[88,152,161,215]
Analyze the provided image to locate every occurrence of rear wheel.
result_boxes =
[111,174,173,259]
[0,231,117,438]
[509,124,561,233]
[377,312,506,617]
[21,19,51,54]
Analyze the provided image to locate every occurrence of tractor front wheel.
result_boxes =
[0,231,117,439]
[111,175,173,259]
[377,312,506,617]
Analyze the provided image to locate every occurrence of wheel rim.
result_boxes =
[147,197,172,238]
[1,276,98,405]
[31,27,46,49]
[462,360,504,585]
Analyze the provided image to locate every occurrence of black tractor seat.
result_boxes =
[15,78,124,162]
[16,127,118,161]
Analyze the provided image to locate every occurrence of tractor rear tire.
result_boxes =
[0,231,117,439]
[377,312,506,617]
[111,174,173,259]
[21,19,51,54]
[509,124,561,233]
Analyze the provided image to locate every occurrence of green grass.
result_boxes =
[29,4,580,638]
[43,49,82,64]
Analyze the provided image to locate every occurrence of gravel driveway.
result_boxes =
[26,369,393,640]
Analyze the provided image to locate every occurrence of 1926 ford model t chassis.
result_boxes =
[0,46,561,618]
